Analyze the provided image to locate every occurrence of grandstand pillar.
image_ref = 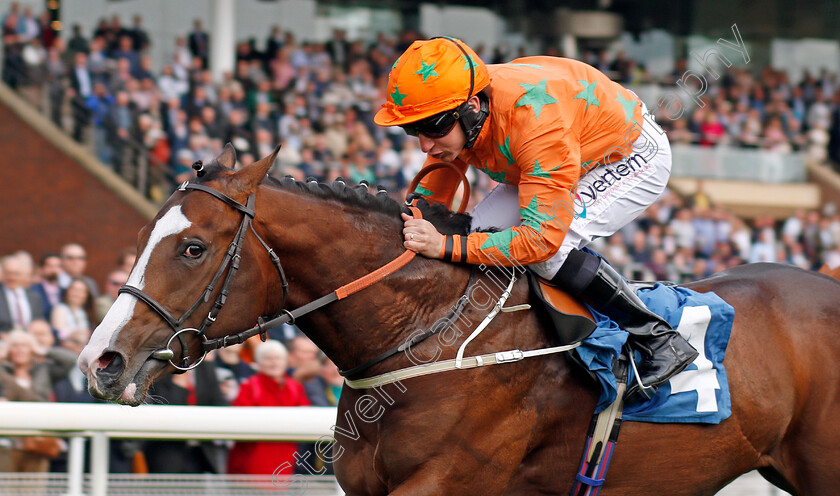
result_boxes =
[210,0,236,80]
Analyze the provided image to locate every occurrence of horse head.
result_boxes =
[78,144,283,405]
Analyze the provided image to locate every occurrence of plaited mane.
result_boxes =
[193,160,471,236]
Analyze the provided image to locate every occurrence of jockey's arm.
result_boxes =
[461,138,581,266]
[404,124,583,267]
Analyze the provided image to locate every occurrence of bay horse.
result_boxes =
[79,145,840,495]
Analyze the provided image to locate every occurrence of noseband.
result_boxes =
[119,181,289,370]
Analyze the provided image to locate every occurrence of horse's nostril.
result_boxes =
[98,352,114,370]
[96,352,125,381]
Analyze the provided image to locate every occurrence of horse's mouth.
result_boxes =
[88,354,168,406]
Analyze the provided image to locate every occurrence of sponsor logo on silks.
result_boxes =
[573,152,651,218]
[574,192,587,219]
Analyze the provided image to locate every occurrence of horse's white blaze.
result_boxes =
[79,206,192,375]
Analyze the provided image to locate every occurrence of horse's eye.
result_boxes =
[184,244,204,259]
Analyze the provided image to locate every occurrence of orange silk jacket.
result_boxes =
[418,56,646,266]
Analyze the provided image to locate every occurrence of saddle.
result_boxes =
[527,273,679,346]
[526,271,597,345]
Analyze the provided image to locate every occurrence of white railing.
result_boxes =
[0,402,341,496]
[0,402,780,495]
[0,402,336,440]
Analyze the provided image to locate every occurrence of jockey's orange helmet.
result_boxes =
[374,37,490,128]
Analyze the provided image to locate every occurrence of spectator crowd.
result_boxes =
[5,1,840,480]
[591,188,840,283]
[567,51,838,163]
[5,4,840,202]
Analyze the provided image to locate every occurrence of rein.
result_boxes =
[122,180,421,372]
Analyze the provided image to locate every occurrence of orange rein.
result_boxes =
[407,162,471,213]
[334,205,421,300]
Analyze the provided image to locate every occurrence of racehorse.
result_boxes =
[79,145,840,495]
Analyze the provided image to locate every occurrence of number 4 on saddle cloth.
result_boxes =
[530,261,735,424]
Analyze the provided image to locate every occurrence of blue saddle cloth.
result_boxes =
[576,283,735,424]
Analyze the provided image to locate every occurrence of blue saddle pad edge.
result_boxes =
[575,282,735,425]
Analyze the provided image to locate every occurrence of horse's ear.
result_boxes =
[217,143,237,169]
[231,145,280,196]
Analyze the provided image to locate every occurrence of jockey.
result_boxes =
[374,37,698,399]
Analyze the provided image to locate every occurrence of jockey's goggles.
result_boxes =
[401,102,466,138]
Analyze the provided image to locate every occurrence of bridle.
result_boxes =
[119,181,289,371]
[120,180,421,373]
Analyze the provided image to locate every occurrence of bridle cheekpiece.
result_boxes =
[119,181,288,371]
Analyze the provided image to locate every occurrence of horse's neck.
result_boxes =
[258,188,472,372]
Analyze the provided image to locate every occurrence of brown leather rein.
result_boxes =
[120,180,420,372]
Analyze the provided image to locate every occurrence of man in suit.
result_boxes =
[67,51,93,142]
[30,253,62,320]
[325,28,349,72]
[129,15,149,53]
[265,25,284,63]
[58,244,99,299]
[0,254,46,334]
[105,90,135,177]
[187,19,208,68]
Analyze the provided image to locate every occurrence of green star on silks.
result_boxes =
[479,163,509,183]
[581,160,594,171]
[414,59,439,83]
[616,91,637,123]
[392,58,400,69]
[574,79,600,113]
[526,159,562,178]
[462,54,479,71]
[480,229,520,259]
[520,195,555,231]
[498,136,515,165]
[515,79,558,119]
[414,185,434,196]
[390,85,407,106]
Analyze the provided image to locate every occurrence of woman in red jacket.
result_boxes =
[227,340,310,475]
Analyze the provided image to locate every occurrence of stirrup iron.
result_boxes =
[626,347,654,400]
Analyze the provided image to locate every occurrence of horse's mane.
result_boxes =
[195,162,472,235]
[267,175,473,236]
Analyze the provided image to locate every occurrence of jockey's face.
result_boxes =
[418,122,466,163]
[416,96,480,163]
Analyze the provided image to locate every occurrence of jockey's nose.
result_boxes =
[418,134,435,153]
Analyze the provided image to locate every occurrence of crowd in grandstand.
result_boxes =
[5,2,840,476]
[5,6,840,195]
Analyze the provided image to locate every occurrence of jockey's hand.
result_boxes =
[401,212,444,259]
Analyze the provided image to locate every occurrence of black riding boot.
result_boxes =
[552,249,698,400]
